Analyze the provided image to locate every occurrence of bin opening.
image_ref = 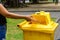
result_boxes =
[31,11,51,25]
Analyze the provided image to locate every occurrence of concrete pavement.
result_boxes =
[7,3,60,12]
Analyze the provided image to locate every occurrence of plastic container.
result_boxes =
[18,11,58,40]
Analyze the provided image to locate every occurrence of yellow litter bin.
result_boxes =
[18,11,58,40]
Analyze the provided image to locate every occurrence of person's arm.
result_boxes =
[0,4,31,20]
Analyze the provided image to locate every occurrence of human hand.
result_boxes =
[24,15,32,21]
[24,15,37,23]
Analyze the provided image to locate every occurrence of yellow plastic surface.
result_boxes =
[18,11,58,40]
[31,11,51,25]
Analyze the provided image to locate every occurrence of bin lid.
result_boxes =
[18,20,58,33]
[18,11,58,33]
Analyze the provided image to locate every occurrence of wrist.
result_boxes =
[21,15,27,19]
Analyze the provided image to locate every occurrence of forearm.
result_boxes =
[5,12,27,19]
[0,4,30,19]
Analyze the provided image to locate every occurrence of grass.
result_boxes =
[6,18,56,40]
[6,18,25,40]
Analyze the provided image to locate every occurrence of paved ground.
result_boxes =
[7,3,60,20]
[11,11,60,18]
[8,3,60,21]
[7,3,60,12]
